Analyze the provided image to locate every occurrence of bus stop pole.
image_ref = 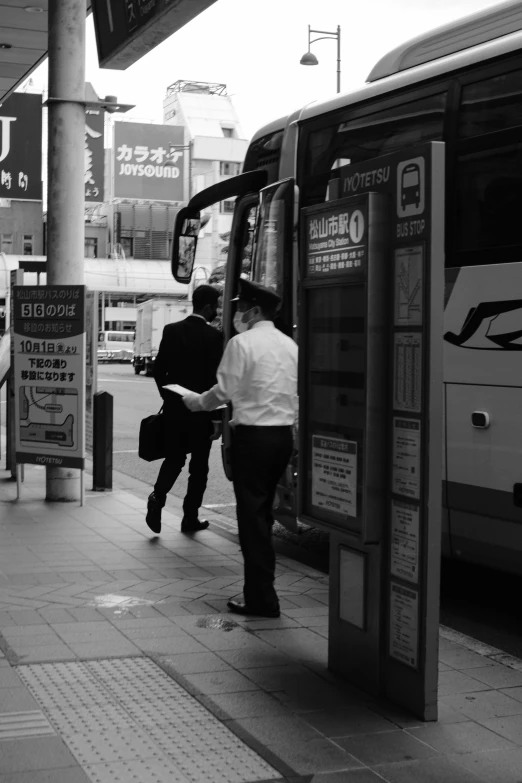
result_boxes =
[45,0,85,501]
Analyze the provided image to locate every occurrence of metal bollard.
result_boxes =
[93,391,113,491]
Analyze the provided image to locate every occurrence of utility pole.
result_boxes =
[46,0,85,501]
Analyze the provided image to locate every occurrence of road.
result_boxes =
[98,362,237,517]
[100,363,522,661]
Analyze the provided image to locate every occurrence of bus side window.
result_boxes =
[459,69,522,139]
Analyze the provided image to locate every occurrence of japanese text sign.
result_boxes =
[0,93,42,201]
[13,286,86,470]
[305,199,367,277]
[85,108,105,202]
[113,121,184,201]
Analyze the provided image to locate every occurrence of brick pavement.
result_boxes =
[1,464,522,782]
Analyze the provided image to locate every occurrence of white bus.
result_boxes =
[97,330,134,363]
[174,0,522,576]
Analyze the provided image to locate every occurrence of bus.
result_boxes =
[97,330,134,363]
[173,0,522,576]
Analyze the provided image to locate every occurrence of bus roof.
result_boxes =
[299,1,522,124]
[249,115,289,146]
[368,0,522,82]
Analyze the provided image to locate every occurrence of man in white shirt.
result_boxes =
[184,279,298,618]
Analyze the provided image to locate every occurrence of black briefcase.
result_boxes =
[139,407,165,462]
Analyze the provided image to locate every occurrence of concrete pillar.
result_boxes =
[46,0,85,501]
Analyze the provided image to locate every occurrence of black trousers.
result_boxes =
[154,431,212,522]
[231,425,293,609]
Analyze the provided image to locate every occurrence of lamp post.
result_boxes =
[300,25,341,94]
[167,142,192,200]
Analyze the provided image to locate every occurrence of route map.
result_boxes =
[19,386,77,448]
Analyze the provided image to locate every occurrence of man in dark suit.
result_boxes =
[146,285,223,535]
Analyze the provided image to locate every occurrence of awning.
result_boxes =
[0,254,191,298]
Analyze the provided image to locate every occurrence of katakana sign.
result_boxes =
[0,93,42,201]
[13,286,86,469]
[92,0,217,69]
[85,106,105,202]
[112,121,185,201]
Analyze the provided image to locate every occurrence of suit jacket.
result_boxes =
[153,315,223,441]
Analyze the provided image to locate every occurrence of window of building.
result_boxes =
[222,127,234,138]
[459,69,522,139]
[220,162,241,176]
[220,199,236,214]
[22,234,34,255]
[84,237,97,258]
[0,234,13,254]
[120,236,133,258]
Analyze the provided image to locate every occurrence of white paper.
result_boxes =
[162,384,227,409]
[163,384,193,397]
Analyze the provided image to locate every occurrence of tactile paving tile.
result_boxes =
[0,710,55,740]
[18,657,281,783]
[84,757,190,783]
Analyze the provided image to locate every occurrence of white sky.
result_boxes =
[30,0,506,139]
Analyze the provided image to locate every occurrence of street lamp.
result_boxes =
[300,25,341,94]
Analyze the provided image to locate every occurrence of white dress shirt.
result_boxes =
[186,321,298,426]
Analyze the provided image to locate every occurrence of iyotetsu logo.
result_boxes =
[0,116,16,163]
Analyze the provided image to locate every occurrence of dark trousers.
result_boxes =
[231,425,293,609]
[154,432,212,522]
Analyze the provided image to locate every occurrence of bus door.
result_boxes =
[247,178,298,528]
[220,194,260,480]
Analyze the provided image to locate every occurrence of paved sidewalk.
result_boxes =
[1,466,522,782]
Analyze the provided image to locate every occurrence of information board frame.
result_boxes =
[298,192,389,541]
[12,285,86,474]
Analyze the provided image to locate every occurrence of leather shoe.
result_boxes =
[146,492,163,535]
[227,600,280,618]
[181,519,210,533]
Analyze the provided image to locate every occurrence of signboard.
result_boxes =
[389,582,419,669]
[113,122,185,201]
[92,0,217,70]
[304,199,367,276]
[13,286,86,469]
[0,93,42,200]
[390,500,420,584]
[85,107,105,202]
[392,417,421,500]
[394,246,423,327]
[311,436,357,518]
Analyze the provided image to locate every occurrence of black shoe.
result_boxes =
[146,492,163,535]
[227,600,280,619]
[181,518,210,533]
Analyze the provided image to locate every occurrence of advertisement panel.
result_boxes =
[85,108,105,202]
[113,122,184,201]
[13,286,86,470]
[0,93,42,200]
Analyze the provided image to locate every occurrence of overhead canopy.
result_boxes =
[0,0,215,103]
[0,255,190,298]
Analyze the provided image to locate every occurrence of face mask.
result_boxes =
[233,311,249,333]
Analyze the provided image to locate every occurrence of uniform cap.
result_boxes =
[231,279,281,310]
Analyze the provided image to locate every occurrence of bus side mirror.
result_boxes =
[172,207,202,283]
